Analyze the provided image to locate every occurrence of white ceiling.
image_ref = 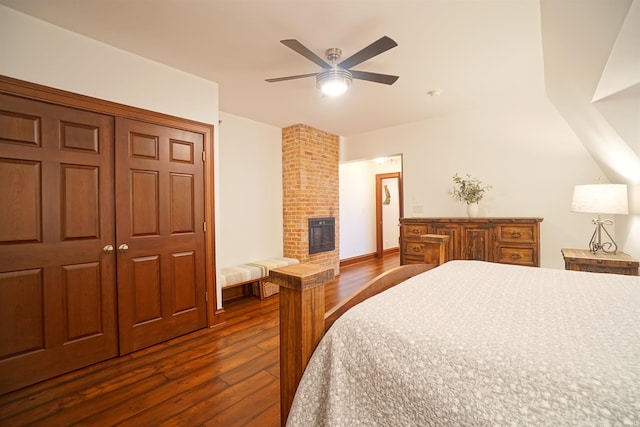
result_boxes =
[0,0,548,136]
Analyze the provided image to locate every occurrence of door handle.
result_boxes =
[103,244,114,254]
[118,243,129,253]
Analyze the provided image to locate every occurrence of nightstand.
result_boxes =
[561,248,639,276]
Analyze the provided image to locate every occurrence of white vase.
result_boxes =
[467,203,479,217]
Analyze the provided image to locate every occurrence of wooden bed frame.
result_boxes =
[269,235,448,425]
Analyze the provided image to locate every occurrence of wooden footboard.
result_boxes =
[271,258,443,425]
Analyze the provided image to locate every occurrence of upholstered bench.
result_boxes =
[220,257,300,302]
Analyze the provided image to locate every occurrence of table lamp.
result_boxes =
[571,184,628,254]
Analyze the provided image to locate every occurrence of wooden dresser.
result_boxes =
[400,217,543,267]
[561,248,639,276]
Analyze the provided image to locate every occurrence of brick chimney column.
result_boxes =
[282,124,339,275]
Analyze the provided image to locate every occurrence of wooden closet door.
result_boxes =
[115,118,206,355]
[0,94,118,394]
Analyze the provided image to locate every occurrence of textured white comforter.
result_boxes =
[287,261,640,426]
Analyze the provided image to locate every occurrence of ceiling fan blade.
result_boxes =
[265,72,318,83]
[280,39,331,69]
[350,70,399,85]
[338,36,398,70]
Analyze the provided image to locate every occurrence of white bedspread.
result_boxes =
[287,261,640,426]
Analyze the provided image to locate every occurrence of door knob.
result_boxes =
[118,243,129,253]
[103,244,114,254]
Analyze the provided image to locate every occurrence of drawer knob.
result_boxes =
[511,232,522,238]
[412,247,421,252]
[511,253,522,259]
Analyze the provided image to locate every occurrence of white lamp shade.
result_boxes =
[571,184,629,214]
[320,80,349,96]
[317,68,352,97]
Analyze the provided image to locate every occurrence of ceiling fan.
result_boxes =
[266,36,399,96]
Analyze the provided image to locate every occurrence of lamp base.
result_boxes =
[588,217,618,254]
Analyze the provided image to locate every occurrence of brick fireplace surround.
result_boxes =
[282,124,340,275]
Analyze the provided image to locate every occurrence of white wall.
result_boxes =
[339,161,377,258]
[217,112,283,267]
[342,98,606,269]
[619,184,640,257]
[0,6,218,125]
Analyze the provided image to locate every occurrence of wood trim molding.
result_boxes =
[340,253,377,267]
[0,74,223,327]
[375,172,403,258]
[0,75,211,131]
[339,248,399,268]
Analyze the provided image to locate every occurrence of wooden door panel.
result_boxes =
[172,251,197,313]
[116,118,206,355]
[0,93,117,394]
[62,262,105,341]
[0,269,44,359]
[131,170,160,236]
[464,227,491,261]
[130,132,159,159]
[0,158,41,243]
[170,139,194,163]
[170,173,195,233]
[61,165,100,240]
[60,121,100,152]
[132,255,162,323]
[0,110,40,145]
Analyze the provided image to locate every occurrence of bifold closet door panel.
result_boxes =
[0,93,118,394]
[114,117,206,355]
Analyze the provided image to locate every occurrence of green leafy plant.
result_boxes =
[449,174,492,204]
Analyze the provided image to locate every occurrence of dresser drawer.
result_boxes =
[402,225,428,236]
[496,225,536,243]
[404,241,426,257]
[404,240,426,264]
[403,254,427,264]
[497,246,535,266]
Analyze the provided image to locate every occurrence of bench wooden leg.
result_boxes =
[252,279,266,300]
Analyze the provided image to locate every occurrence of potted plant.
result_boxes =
[449,174,492,217]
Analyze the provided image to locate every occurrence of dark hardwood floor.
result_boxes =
[0,253,399,426]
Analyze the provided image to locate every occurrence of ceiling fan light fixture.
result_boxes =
[317,68,352,96]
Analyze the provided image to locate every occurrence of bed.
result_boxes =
[282,260,640,426]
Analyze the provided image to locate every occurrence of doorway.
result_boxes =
[375,172,403,258]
